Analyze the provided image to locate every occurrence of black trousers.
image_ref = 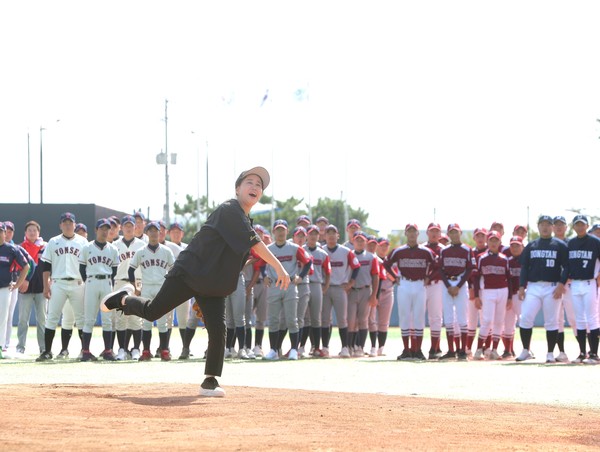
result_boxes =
[122,275,226,377]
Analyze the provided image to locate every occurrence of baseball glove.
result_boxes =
[192,300,204,323]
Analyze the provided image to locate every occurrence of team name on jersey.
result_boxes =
[482,265,507,275]
[330,261,345,267]
[399,258,427,268]
[119,250,137,261]
[443,257,466,267]
[510,267,521,277]
[54,246,81,257]
[139,258,170,269]
[569,250,593,260]
[277,255,293,262]
[87,256,115,266]
[531,250,557,259]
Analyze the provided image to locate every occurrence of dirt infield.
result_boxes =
[0,384,599,451]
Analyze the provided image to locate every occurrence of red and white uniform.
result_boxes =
[468,247,488,340]
[384,245,434,337]
[369,255,394,334]
[440,243,475,333]
[474,251,511,343]
[504,255,522,341]
[424,242,444,345]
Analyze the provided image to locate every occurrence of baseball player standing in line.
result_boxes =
[343,219,361,250]
[292,226,312,357]
[79,219,120,361]
[128,221,175,361]
[263,220,312,360]
[439,223,474,361]
[36,212,88,361]
[108,216,121,243]
[315,216,329,246]
[552,215,576,362]
[0,222,30,359]
[224,271,252,359]
[472,231,512,360]
[75,223,88,239]
[303,224,331,357]
[112,215,146,360]
[516,215,569,363]
[384,224,435,361]
[464,227,488,358]
[16,221,47,355]
[251,227,271,357]
[102,168,290,397]
[320,224,360,358]
[423,223,444,359]
[367,237,394,357]
[347,231,379,357]
[133,212,149,243]
[566,215,600,364]
[502,236,524,358]
[164,222,198,360]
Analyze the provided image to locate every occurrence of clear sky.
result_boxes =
[2,1,600,236]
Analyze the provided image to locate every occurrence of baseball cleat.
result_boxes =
[320,347,330,358]
[516,349,534,362]
[501,350,513,360]
[55,349,69,360]
[397,349,412,361]
[131,349,141,361]
[264,349,279,360]
[297,346,305,358]
[138,350,153,361]
[545,353,556,364]
[488,350,501,360]
[473,348,484,360]
[439,351,457,360]
[116,348,127,361]
[160,350,172,361]
[457,350,468,361]
[583,353,599,365]
[555,352,569,363]
[102,350,116,361]
[100,284,135,312]
[252,345,263,358]
[369,347,377,357]
[413,350,427,361]
[244,348,256,359]
[237,348,249,359]
[288,349,298,360]
[80,351,98,362]
[178,347,190,360]
[377,346,385,356]
[199,377,225,398]
[338,346,351,358]
[35,351,53,362]
[571,353,586,364]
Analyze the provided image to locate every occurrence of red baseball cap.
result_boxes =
[353,231,369,242]
[346,219,361,229]
[447,223,461,233]
[306,224,319,234]
[513,224,528,233]
[405,223,418,232]
[473,227,488,237]
[487,230,502,241]
[293,226,307,236]
[509,236,524,245]
[427,222,441,231]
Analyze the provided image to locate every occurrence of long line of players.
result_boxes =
[4,212,600,365]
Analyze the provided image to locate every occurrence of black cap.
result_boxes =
[538,215,554,225]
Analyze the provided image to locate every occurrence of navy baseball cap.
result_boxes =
[121,215,135,226]
[573,214,589,225]
[272,219,288,230]
[107,217,118,227]
[353,231,369,241]
[315,216,329,224]
[538,215,554,224]
[0,222,5,232]
[346,219,361,229]
[157,220,167,229]
[376,237,390,245]
[134,211,146,221]
[367,234,378,244]
[254,224,266,234]
[109,215,121,225]
[296,215,311,225]
[75,223,87,233]
[590,224,600,233]
[3,221,14,231]
[96,218,111,229]
[293,226,307,236]
[60,212,76,223]
[169,222,184,231]
[306,224,319,234]
[552,216,565,224]
[144,221,160,232]
[325,224,339,233]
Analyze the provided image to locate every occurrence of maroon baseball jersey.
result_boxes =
[507,255,522,296]
[384,244,435,281]
[473,251,511,297]
[423,241,443,283]
[439,243,475,288]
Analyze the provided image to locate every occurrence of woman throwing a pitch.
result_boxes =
[101,167,289,397]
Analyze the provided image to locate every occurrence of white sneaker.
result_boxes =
[321,347,330,358]
[237,348,249,359]
[244,348,256,359]
[545,353,556,363]
[252,345,264,357]
[224,348,233,359]
[288,349,298,360]
[352,347,362,358]
[297,346,305,358]
[116,348,127,361]
[377,346,385,356]
[264,349,279,360]
[131,349,141,360]
[339,346,351,358]
[556,352,569,363]
[199,377,226,398]
[56,349,70,360]
[473,348,484,360]
[488,349,501,360]
[583,353,599,364]
[483,348,492,359]
[369,347,377,357]
[516,349,534,362]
